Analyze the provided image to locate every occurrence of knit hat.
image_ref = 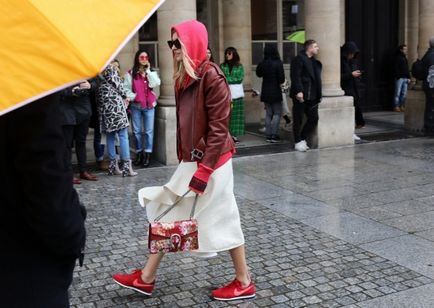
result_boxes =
[430,36,434,48]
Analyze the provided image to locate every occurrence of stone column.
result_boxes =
[155,0,196,165]
[407,0,419,65]
[304,0,354,148]
[340,0,345,46]
[221,0,252,89]
[418,0,434,58]
[306,0,344,97]
[117,34,139,77]
[404,0,423,132]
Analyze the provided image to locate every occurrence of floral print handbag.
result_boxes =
[148,191,199,254]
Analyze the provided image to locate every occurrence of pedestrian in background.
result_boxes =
[221,47,245,143]
[290,39,322,152]
[393,44,411,112]
[0,93,86,308]
[112,19,255,302]
[59,80,98,183]
[124,51,161,168]
[256,44,285,142]
[207,46,214,62]
[99,61,137,177]
[421,37,434,133]
[341,41,365,141]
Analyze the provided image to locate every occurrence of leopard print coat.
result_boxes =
[98,64,129,133]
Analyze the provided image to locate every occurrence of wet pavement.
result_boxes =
[71,137,434,307]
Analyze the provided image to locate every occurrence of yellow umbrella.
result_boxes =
[0,0,165,116]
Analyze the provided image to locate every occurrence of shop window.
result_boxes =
[251,0,277,40]
[138,12,158,68]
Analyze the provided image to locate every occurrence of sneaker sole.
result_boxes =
[113,279,152,296]
[213,294,256,301]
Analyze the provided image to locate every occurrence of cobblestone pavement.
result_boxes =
[71,138,434,307]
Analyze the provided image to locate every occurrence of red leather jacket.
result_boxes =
[175,61,235,169]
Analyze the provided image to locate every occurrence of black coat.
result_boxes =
[290,51,322,102]
[0,94,86,307]
[256,46,285,103]
[341,57,360,99]
[394,52,410,79]
[59,79,97,126]
[422,47,434,91]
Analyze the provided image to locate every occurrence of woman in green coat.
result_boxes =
[220,47,245,143]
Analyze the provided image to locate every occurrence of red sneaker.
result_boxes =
[112,269,154,296]
[211,279,256,301]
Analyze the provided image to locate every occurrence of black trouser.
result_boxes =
[63,118,90,173]
[424,89,434,133]
[292,100,319,143]
[354,97,365,127]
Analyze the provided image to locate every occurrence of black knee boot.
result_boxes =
[143,153,151,168]
[133,151,144,166]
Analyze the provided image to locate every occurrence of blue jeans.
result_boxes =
[107,127,130,161]
[394,78,408,107]
[264,102,282,137]
[130,105,155,153]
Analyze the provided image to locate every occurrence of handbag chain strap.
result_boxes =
[154,190,198,222]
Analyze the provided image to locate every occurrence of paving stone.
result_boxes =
[70,139,434,307]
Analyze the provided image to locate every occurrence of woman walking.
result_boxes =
[220,47,245,143]
[124,51,161,168]
[256,44,285,142]
[112,20,255,301]
[98,61,137,177]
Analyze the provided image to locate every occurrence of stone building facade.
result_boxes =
[116,0,434,164]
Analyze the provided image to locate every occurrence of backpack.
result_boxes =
[411,59,428,80]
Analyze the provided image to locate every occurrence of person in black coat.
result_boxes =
[290,39,322,151]
[341,41,365,129]
[256,44,285,142]
[59,80,98,183]
[393,44,411,112]
[422,37,434,133]
[0,93,86,307]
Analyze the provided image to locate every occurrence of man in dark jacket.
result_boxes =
[422,37,434,133]
[256,44,286,142]
[341,41,365,130]
[290,39,322,151]
[393,44,411,112]
[60,79,98,183]
[0,93,86,307]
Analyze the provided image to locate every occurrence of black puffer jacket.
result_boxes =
[256,45,285,103]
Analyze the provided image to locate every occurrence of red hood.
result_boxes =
[171,20,208,70]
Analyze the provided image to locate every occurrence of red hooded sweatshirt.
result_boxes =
[171,20,208,89]
[171,20,233,193]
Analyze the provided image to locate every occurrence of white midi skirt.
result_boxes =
[138,159,244,255]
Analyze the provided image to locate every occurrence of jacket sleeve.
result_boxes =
[201,68,232,169]
[290,57,304,95]
[147,70,161,88]
[10,94,86,259]
[341,60,353,81]
[123,72,137,101]
[256,62,264,77]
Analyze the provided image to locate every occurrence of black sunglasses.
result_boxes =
[167,39,181,49]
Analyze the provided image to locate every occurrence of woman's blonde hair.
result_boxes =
[173,37,199,86]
